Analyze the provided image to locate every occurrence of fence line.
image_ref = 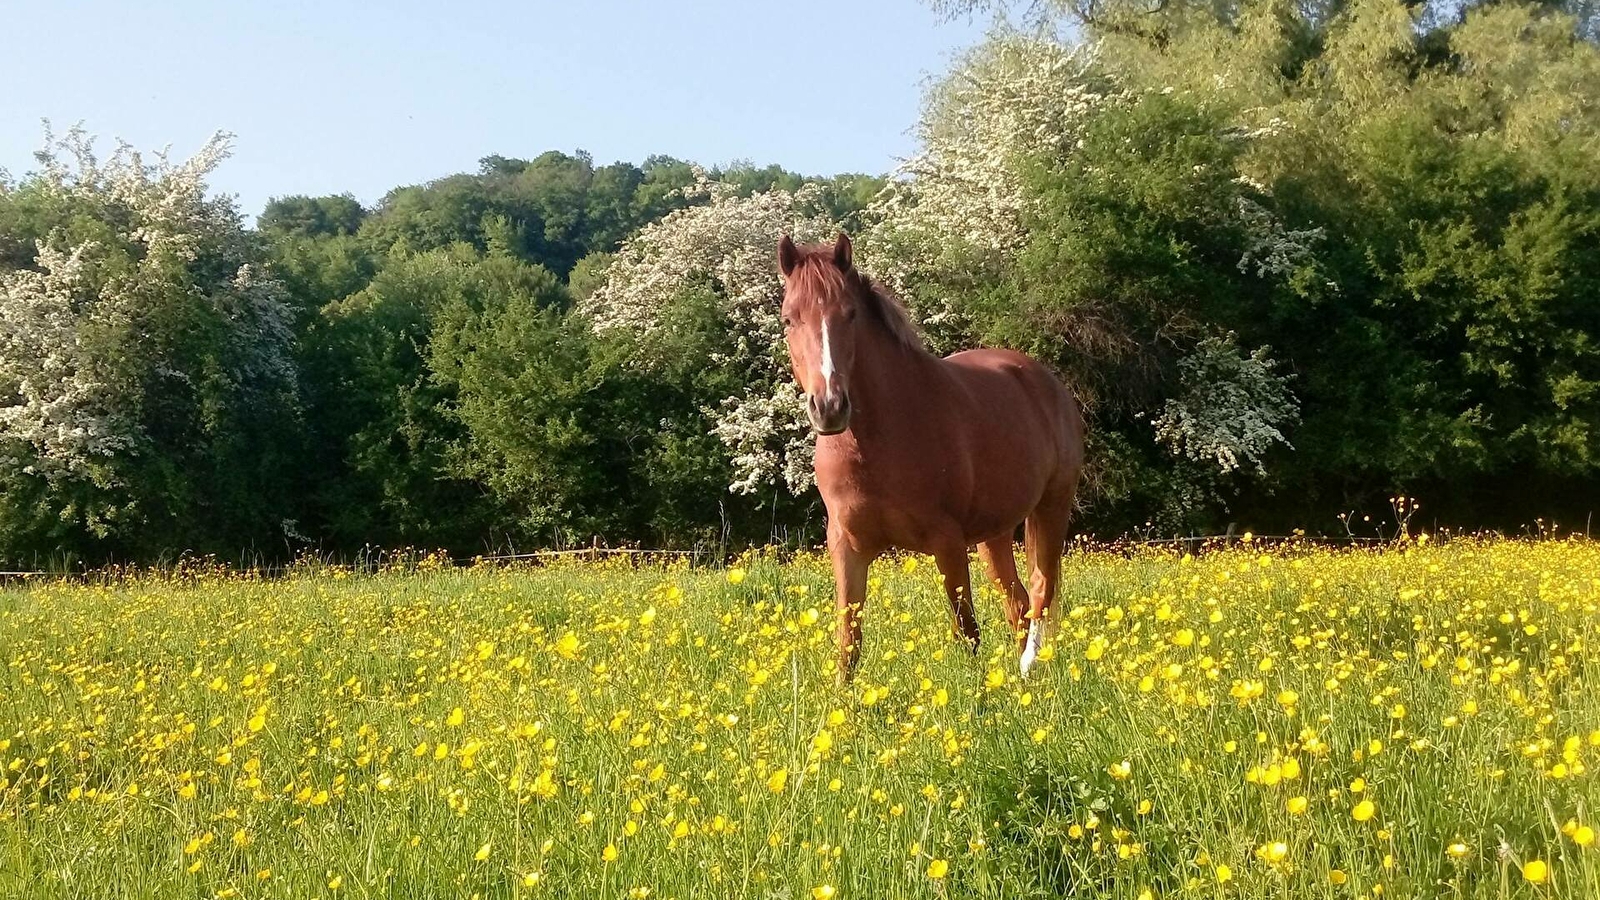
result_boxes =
[1122,535,1386,545]
[0,546,710,581]
[478,548,697,561]
[0,533,1426,581]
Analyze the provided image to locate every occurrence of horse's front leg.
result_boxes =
[830,529,872,687]
[934,545,980,655]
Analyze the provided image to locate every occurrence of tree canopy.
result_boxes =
[3,0,1598,565]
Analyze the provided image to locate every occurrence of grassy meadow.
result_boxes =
[0,539,1597,899]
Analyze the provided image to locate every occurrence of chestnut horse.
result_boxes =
[779,233,1085,684]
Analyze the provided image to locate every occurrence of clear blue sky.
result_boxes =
[0,0,992,222]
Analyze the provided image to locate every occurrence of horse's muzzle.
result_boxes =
[807,392,851,435]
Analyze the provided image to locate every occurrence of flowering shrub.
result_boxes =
[583,177,839,494]
[864,36,1117,351]
[1152,335,1299,473]
[867,35,1303,479]
[0,125,297,549]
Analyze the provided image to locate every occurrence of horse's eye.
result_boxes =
[844,307,858,322]
[781,315,794,328]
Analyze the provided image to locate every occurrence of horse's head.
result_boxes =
[778,232,862,435]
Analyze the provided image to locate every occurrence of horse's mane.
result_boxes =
[786,245,925,351]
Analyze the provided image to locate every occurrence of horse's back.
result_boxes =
[942,348,1082,465]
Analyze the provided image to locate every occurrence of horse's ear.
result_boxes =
[833,232,853,271]
[778,234,799,277]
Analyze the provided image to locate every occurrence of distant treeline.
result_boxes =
[3,0,1599,566]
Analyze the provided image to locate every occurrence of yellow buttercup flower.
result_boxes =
[1086,638,1107,661]
[3,534,1594,900]
[812,730,833,755]
[1255,841,1289,864]
[554,631,581,659]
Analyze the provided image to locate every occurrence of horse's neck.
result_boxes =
[843,326,943,445]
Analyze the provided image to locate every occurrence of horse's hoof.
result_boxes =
[1019,619,1044,677]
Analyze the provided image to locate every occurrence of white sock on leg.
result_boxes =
[1020,618,1044,676]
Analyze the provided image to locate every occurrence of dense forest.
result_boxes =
[3,0,1599,566]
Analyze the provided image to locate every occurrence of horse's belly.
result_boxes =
[823,488,947,556]
[958,506,1032,546]
[823,467,1037,555]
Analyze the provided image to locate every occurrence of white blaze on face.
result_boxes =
[819,319,835,395]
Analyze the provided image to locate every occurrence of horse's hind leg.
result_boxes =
[1021,486,1076,675]
[978,537,1030,652]
[933,545,981,655]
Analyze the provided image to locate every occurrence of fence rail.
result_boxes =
[0,533,1448,581]
[479,548,697,560]
[1121,534,1386,545]
[0,546,713,581]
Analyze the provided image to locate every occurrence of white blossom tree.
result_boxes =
[864,35,1118,350]
[0,243,135,483]
[582,177,839,495]
[1152,335,1299,473]
[865,33,1305,476]
[0,124,299,552]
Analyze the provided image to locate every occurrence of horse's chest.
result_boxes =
[816,452,967,552]
[817,446,954,502]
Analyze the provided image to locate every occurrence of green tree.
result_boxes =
[880,1,1600,532]
[0,128,303,565]
[296,246,505,551]
[426,257,612,543]
[259,194,365,237]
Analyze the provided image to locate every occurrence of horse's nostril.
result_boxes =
[807,392,851,434]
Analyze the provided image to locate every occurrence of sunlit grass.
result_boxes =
[0,539,1596,898]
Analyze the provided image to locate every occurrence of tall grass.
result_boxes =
[0,539,1595,898]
